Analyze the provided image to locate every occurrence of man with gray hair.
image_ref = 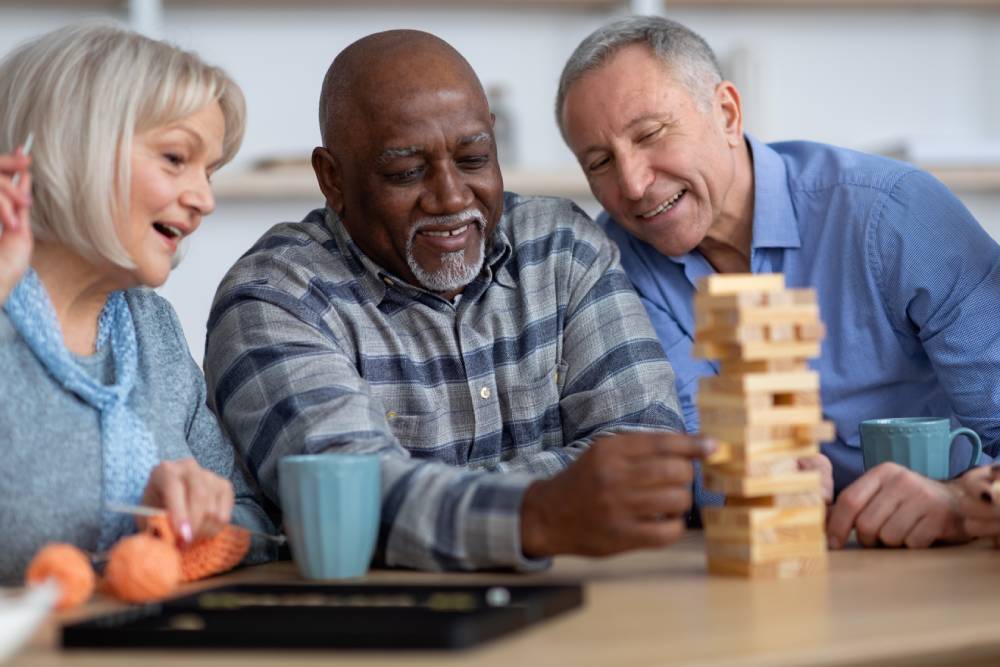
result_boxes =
[205,29,715,572]
[557,16,1000,551]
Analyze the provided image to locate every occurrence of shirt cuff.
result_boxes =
[466,472,551,572]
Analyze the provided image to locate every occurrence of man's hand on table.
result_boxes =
[826,462,966,549]
[955,463,1000,538]
[519,433,715,558]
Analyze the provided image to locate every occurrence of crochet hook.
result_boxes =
[107,502,287,545]
[11,132,33,187]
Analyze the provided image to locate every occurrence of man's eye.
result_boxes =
[458,155,489,170]
[638,126,663,143]
[587,156,610,173]
[386,167,423,184]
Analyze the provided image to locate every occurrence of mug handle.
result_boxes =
[949,427,982,473]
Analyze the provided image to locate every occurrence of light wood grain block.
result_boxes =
[702,505,825,532]
[695,321,823,347]
[693,339,821,362]
[701,371,820,394]
[700,422,834,448]
[706,536,827,563]
[714,444,821,475]
[703,468,822,497]
[725,491,826,508]
[719,358,809,374]
[700,303,821,328]
[707,553,828,579]
[699,404,823,427]
[698,273,785,295]
[705,521,825,546]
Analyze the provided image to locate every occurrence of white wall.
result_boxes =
[2,3,999,362]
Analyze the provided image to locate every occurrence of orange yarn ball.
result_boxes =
[25,543,96,610]
[146,515,250,582]
[104,534,182,603]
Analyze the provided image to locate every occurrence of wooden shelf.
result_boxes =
[212,162,1000,201]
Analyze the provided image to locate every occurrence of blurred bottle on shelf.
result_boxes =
[487,83,517,168]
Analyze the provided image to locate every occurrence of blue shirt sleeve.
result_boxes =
[870,169,1000,465]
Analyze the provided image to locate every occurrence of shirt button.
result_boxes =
[480,387,491,400]
[382,277,394,287]
[386,410,397,419]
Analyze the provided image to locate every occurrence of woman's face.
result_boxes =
[116,102,225,288]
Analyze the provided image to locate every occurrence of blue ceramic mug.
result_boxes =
[859,418,982,480]
[278,454,381,579]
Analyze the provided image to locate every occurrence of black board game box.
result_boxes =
[62,582,584,650]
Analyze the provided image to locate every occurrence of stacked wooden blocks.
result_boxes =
[694,273,833,579]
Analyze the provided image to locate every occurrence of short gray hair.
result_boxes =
[556,16,722,138]
[0,21,245,268]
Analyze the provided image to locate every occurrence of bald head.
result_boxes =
[319,30,487,150]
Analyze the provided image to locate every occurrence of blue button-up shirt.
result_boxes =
[602,135,1000,495]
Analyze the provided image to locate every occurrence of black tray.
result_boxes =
[62,582,583,650]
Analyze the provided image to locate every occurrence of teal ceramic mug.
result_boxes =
[859,418,982,480]
[278,454,381,579]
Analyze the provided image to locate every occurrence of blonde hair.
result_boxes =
[0,21,246,267]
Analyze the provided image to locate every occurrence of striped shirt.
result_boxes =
[204,193,682,571]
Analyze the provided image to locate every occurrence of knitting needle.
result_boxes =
[107,502,287,545]
[11,132,33,187]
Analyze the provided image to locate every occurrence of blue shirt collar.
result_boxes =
[747,133,801,251]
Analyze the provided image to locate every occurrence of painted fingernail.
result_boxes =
[180,521,193,545]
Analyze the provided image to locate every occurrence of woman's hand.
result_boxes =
[956,463,1000,538]
[141,458,236,546]
[0,147,33,305]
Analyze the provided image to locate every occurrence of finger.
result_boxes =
[148,463,192,545]
[0,193,17,232]
[956,489,1000,521]
[876,497,926,547]
[904,513,944,549]
[963,518,1000,538]
[827,467,891,548]
[625,457,695,489]
[184,472,213,542]
[853,492,903,547]
[621,433,717,460]
[624,486,693,518]
[203,477,234,537]
[0,153,30,172]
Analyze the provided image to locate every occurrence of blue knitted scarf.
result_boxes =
[3,269,158,550]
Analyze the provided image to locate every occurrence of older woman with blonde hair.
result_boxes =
[0,22,275,582]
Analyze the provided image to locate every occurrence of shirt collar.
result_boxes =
[747,133,801,251]
[323,207,515,305]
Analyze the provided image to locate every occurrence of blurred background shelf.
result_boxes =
[212,162,1000,201]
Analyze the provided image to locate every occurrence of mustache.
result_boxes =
[410,209,487,236]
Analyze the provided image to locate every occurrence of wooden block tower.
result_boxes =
[694,273,833,579]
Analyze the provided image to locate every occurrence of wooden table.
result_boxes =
[12,532,1000,667]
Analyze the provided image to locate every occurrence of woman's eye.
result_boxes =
[163,153,184,167]
[638,126,663,143]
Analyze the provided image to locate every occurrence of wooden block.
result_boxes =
[701,505,825,532]
[692,340,821,363]
[703,468,822,497]
[725,492,826,508]
[719,359,809,374]
[701,303,821,328]
[714,444,821,476]
[707,553,827,579]
[705,521,825,546]
[699,404,823,427]
[695,322,823,346]
[701,371,820,395]
[698,273,785,295]
[705,536,827,563]
[795,421,836,442]
[699,423,832,450]
[704,441,733,466]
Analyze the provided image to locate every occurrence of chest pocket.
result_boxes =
[498,361,567,453]
[376,385,445,456]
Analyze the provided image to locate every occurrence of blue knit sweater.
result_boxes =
[0,288,276,583]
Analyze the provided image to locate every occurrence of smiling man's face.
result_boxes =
[315,34,504,299]
[561,44,742,257]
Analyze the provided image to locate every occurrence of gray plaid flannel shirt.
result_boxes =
[204,193,683,571]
